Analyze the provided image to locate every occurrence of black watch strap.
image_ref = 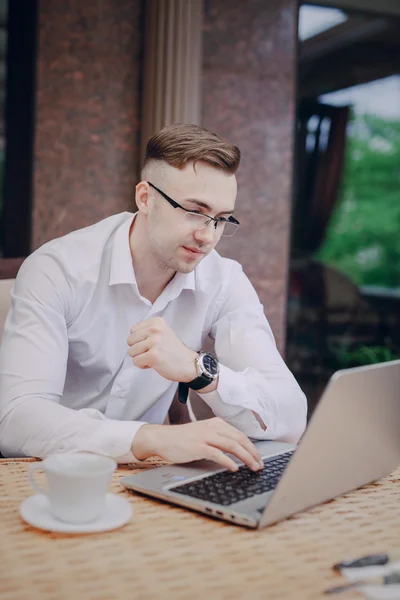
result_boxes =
[178,373,214,404]
[188,373,214,390]
[178,382,189,405]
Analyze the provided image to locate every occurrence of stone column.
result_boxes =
[140,0,203,159]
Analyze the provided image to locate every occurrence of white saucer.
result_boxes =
[20,493,133,533]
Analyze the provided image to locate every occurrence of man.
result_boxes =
[0,124,306,471]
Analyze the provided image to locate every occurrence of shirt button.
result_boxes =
[116,390,124,398]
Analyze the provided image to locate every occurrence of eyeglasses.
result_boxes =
[147,181,240,237]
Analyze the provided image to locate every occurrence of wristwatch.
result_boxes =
[178,352,220,404]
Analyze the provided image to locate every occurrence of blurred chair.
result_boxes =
[288,258,380,352]
[287,259,381,414]
[0,279,14,340]
[0,279,14,458]
[319,261,380,346]
[288,260,361,369]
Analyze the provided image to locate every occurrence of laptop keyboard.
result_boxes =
[171,451,294,506]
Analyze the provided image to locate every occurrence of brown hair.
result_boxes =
[143,123,241,174]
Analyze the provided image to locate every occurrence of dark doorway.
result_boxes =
[1,0,38,260]
[287,2,400,415]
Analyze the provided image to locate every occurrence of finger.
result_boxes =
[222,427,264,468]
[130,317,165,335]
[218,421,263,467]
[130,320,150,334]
[128,339,150,358]
[127,328,150,346]
[131,350,153,369]
[210,437,261,471]
[205,447,239,472]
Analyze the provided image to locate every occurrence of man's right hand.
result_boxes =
[131,418,264,472]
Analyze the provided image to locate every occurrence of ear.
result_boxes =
[135,181,151,215]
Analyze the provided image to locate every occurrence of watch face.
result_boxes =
[202,353,219,376]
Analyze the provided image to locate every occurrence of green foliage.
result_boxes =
[316,112,400,287]
[329,342,400,369]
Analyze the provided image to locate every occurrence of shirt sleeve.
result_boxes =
[198,262,307,443]
[0,252,146,463]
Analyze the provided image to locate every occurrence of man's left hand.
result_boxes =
[127,317,198,383]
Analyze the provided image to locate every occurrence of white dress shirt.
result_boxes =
[0,212,307,462]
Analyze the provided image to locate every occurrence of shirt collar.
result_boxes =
[109,212,196,295]
[166,269,196,296]
[109,213,137,286]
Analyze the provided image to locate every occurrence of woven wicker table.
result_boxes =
[0,458,399,600]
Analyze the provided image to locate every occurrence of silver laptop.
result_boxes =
[121,360,400,529]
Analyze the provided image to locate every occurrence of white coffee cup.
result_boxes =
[28,453,117,524]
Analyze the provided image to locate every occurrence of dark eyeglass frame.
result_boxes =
[147,181,240,231]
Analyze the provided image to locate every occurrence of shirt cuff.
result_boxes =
[197,365,257,422]
[86,419,148,464]
[198,364,247,411]
[197,364,269,438]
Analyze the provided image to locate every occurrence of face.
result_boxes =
[135,161,237,274]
